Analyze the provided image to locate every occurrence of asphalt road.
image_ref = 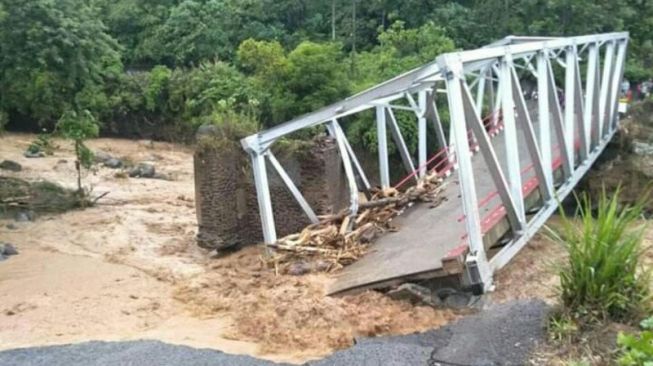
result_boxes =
[0,300,549,366]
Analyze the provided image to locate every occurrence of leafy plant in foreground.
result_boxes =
[547,189,650,323]
[618,317,653,365]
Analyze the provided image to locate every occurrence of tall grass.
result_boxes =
[547,189,650,323]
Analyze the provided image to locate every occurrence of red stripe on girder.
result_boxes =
[443,243,468,260]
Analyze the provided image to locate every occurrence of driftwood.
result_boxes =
[263,170,448,274]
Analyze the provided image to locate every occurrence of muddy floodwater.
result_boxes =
[0,134,460,363]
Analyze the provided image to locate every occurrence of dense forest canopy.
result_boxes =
[0,0,651,150]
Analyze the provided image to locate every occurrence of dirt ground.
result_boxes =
[0,133,466,363]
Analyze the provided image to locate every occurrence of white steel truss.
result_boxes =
[241,32,629,292]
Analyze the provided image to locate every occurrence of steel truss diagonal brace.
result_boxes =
[460,81,523,232]
[509,65,553,201]
[546,56,573,178]
[499,56,526,224]
[329,120,359,218]
[386,108,418,180]
[326,122,372,194]
[267,152,320,224]
[426,89,448,151]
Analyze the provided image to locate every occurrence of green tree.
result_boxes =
[93,0,176,67]
[286,41,350,115]
[238,39,349,127]
[354,21,455,91]
[57,110,100,194]
[154,0,234,66]
[0,0,122,128]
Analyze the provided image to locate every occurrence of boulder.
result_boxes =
[0,160,22,172]
[286,261,312,276]
[94,150,112,163]
[23,151,45,158]
[152,172,171,181]
[103,158,123,169]
[14,211,34,222]
[0,243,18,256]
[129,163,156,178]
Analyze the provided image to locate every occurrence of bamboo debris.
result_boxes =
[264,171,447,274]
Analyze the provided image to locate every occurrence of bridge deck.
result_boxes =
[329,119,552,295]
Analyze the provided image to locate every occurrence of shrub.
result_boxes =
[27,132,56,155]
[547,189,650,323]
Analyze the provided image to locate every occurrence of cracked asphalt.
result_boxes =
[0,300,549,366]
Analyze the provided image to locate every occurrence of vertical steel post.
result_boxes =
[500,54,526,224]
[537,50,554,190]
[492,65,502,131]
[584,43,599,150]
[418,90,428,177]
[442,56,492,291]
[573,49,588,160]
[475,67,487,114]
[376,106,390,188]
[428,90,448,151]
[598,41,615,140]
[564,45,577,165]
[609,40,628,131]
[249,149,277,244]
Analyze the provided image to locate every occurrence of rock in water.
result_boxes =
[23,151,45,158]
[14,211,33,222]
[103,158,123,169]
[129,163,156,178]
[286,261,312,276]
[94,150,112,163]
[0,243,18,256]
[0,160,22,172]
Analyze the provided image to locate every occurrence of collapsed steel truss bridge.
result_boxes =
[241,32,629,294]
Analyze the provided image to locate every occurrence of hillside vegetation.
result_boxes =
[1,0,652,149]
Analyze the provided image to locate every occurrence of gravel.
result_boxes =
[0,300,550,366]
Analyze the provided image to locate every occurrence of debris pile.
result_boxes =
[265,172,447,273]
[0,177,85,218]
